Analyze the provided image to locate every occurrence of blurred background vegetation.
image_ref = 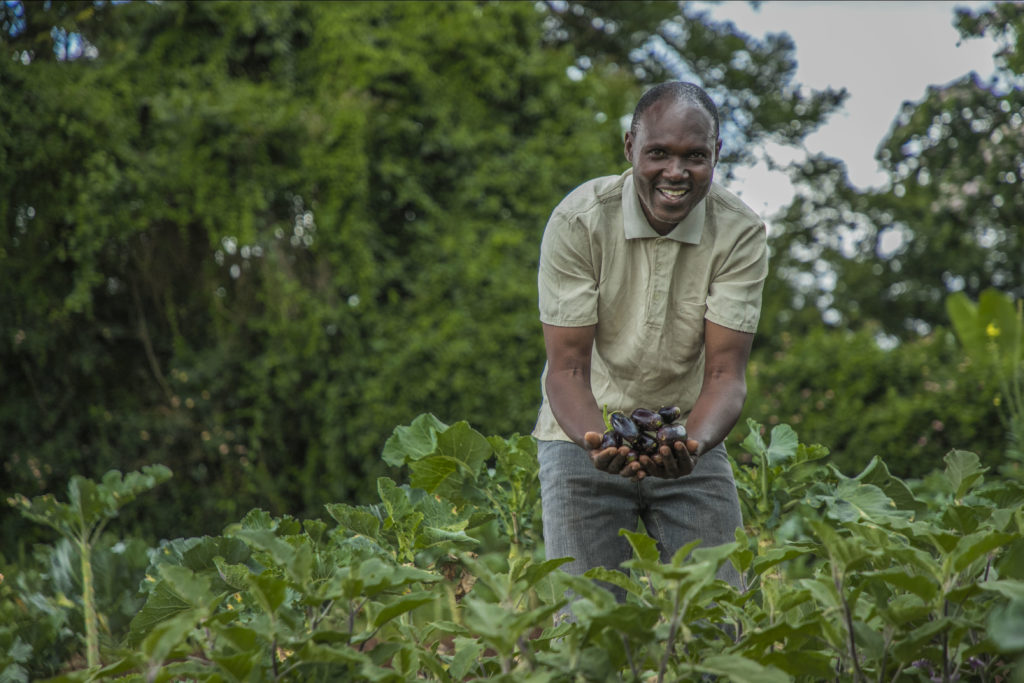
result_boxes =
[2,0,1022,552]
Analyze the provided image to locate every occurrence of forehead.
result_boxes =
[635,99,717,147]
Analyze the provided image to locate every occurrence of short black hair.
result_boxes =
[629,81,720,140]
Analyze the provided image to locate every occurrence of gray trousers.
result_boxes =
[537,439,743,602]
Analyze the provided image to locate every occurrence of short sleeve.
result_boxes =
[705,221,768,333]
[538,210,600,327]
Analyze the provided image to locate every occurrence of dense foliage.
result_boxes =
[0,0,844,545]
[4,1,1024,678]
[4,418,1024,681]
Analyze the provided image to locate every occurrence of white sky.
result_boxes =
[692,0,1003,217]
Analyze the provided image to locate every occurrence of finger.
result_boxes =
[661,449,680,478]
[639,454,666,478]
[606,450,628,474]
[676,452,695,476]
[583,431,604,449]
[620,458,642,478]
[684,438,700,456]
[590,447,618,469]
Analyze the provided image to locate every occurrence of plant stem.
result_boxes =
[835,569,865,683]
[621,633,639,681]
[271,635,279,679]
[79,536,100,670]
[657,587,684,683]
[942,600,951,683]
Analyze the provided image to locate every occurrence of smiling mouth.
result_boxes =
[658,187,689,200]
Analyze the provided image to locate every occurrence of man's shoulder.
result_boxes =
[553,171,628,222]
[707,183,764,228]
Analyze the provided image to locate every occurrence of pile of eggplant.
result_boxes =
[599,406,688,461]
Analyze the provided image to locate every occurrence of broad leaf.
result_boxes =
[697,653,791,683]
[326,503,382,538]
[944,450,988,499]
[371,590,436,628]
[766,424,799,465]
[381,413,449,466]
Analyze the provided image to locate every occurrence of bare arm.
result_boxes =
[542,323,604,447]
[542,323,639,476]
[685,319,754,457]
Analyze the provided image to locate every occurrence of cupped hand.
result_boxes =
[584,431,645,480]
[638,438,699,479]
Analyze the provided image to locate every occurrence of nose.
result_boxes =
[663,156,687,181]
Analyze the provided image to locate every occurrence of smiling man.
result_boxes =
[533,81,768,602]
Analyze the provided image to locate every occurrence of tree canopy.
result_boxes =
[2,0,1021,546]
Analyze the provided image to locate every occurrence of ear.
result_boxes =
[624,131,634,165]
[714,138,723,166]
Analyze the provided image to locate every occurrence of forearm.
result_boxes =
[684,372,747,456]
[546,370,606,448]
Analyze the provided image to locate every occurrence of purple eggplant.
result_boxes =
[657,405,682,424]
[610,411,639,443]
[635,432,659,455]
[598,430,621,450]
[656,423,688,449]
[630,408,664,431]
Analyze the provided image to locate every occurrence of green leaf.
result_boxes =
[812,479,912,524]
[731,526,754,574]
[979,580,1024,602]
[619,528,661,564]
[584,566,646,597]
[861,568,938,601]
[489,433,538,479]
[377,478,415,524]
[232,528,314,585]
[892,617,955,661]
[408,421,491,502]
[516,556,573,590]
[808,520,878,575]
[855,456,927,515]
[946,291,985,359]
[978,288,1023,366]
[752,544,815,576]
[127,564,217,646]
[951,530,1015,572]
[944,450,988,499]
[325,503,382,538]
[247,570,288,615]
[766,424,799,465]
[696,653,791,683]
[449,637,485,681]
[140,611,202,666]
[212,651,258,681]
[371,590,436,628]
[988,599,1024,653]
[381,413,448,466]
[740,418,768,460]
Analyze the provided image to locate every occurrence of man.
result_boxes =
[533,81,768,596]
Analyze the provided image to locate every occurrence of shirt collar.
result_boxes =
[622,170,706,244]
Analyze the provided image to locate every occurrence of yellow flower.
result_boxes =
[986,322,1000,338]
[994,396,1002,407]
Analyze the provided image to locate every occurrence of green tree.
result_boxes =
[762,2,1024,343]
[1,1,841,547]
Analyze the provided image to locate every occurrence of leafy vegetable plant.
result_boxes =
[5,418,1024,681]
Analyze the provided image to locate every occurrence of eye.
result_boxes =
[647,149,667,159]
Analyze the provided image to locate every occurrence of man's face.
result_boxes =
[624,99,721,235]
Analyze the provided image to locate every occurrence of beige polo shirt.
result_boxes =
[533,168,768,443]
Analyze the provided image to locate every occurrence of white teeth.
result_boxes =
[660,188,687,197]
